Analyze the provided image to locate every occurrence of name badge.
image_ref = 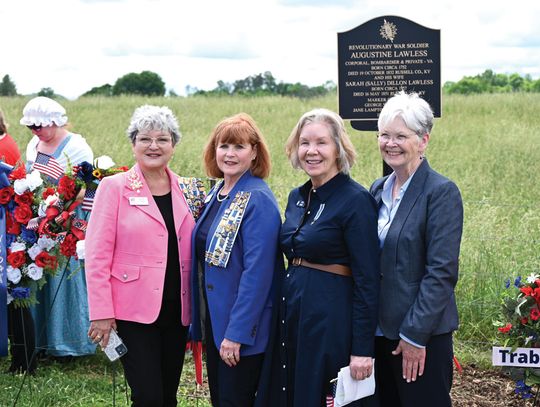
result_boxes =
[129,196,149,206]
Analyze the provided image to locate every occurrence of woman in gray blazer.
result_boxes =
[370,91,463,407]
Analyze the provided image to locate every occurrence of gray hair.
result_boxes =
[285,108,357,174]
[126,105,181,145]
[378,91,434,136]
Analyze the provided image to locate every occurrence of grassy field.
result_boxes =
[0,93,539,405]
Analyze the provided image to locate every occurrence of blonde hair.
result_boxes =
[285,108,356,173]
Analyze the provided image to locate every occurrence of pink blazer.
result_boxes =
[85,164,195,326]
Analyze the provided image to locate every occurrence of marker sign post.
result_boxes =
[338,15,441,132]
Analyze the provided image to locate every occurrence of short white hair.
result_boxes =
[378,91,434,136]
[126,105,181,145]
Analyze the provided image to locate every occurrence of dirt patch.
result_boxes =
[452,364,536,406]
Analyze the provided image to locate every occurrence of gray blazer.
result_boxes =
[370,159,463,346]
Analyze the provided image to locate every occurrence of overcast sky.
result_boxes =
[2,0,539,99]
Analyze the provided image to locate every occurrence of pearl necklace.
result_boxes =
[216,193,228,202]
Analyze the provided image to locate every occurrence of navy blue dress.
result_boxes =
[279,173,380,406]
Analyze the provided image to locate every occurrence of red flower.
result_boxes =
[118,166,130,172]
[6,211,21,235]
[13,204,33,225]
[533,288,540,303]
[521,286,534,296]
[41,187,56,200]
[60,234,78,257]
[498,323,512,334]
[530,308,540,321]
[14,191,34,206]
[8,166,26,181]
[521,317,529,325]
[7,251,26,268]
[58,176,76,200]
[0,186,14,204]
[35,251,58,271]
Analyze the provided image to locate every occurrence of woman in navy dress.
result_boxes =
[279,108,380,406]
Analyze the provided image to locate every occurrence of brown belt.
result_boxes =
[291,258,352,277]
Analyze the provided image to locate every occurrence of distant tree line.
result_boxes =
[443,69,540,94]
[3,69,540,99]
[191,71,337,98]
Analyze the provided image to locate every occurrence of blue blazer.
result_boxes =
[370,159,463,346]
[190,171,282,356]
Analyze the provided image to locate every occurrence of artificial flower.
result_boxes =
[7,251,26,268]
[11,287,30,299]
[14,191,34,206]
[26,170,43,191]
[8,166,26,181]
[9,241,26,252]
[14,204,33,224]
[95,155,115,170]
[27,244,42,260]
[37,236,56,251]
[76,239,85,260]
[60,234,77,257]
[58,175,76,200]
[35,251,58,270]
[6,266,22,284]
[0,186,14,204]
[26,263,44,281]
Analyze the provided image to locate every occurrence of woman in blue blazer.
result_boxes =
[370,91,463,407]
[191,113,282,406]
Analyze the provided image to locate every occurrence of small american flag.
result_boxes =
[81,188,96,212]
[33,152,64,180]
[326,378,337,407]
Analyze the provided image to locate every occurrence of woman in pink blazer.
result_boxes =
[85,105,200,407]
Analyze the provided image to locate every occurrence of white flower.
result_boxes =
[9,241,26,252]
[28,244,43,260]
[526,273,540,284]
[95,155,115,170]
[13,178,29,195]
[27,263,43,281]
[76,240,85,260]
[37,236,56,251]
[26,170,44,192]
[7,266,22,284]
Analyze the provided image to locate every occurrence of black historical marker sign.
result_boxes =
[338,16,441,131]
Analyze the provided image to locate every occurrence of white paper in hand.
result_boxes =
[334,364,376,407]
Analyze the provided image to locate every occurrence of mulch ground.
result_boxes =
[452,363,537,406]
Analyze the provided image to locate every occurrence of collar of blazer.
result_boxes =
[379,158,430,255]
[122,163,190,229]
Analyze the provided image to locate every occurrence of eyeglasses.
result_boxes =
[135,136,173,146]
[27,125,43,131]
[377,132,418,145]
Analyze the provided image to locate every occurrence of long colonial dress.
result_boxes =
[26,133,96,356]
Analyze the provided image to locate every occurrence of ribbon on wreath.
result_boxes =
[0,161,14,356]
[26,198,85,239]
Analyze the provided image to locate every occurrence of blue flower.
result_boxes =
[515,380,533,399]
[6,233,16,247]
[514,276,522,287]
[10,287,31,299]
[505,278,511,289]
[21,226,37,245]
[76,161,95,182]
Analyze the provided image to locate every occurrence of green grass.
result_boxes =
[1,93,539,404]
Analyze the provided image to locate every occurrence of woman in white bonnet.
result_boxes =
[19,96,96,361]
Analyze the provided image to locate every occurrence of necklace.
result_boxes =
[216,192,228,202]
